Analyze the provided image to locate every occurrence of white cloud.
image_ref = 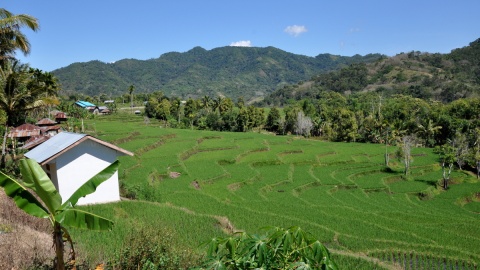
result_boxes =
[349,27,361,33]
[284,25,308,37]
[229,40,252,47]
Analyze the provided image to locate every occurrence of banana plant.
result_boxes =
[203,226,338,270]
[0,158,118,270]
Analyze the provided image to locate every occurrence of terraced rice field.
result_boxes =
[77,114,480,269]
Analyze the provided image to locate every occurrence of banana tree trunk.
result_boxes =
[54,222,65,270]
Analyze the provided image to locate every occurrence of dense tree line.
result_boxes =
[144,90,480,177]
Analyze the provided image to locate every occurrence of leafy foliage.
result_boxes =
[0,60,59,126]
[203,226,337,270]
[0,159,117,269]
[0,8,39,65]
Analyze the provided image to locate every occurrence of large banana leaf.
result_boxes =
[19,159,62,213]
[55,208,114,231]
[63,160,119,207]
[0,171,50,218]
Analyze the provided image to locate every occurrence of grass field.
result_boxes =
[72,113,480,269]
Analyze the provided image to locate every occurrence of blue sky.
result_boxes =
[4,0,480,72]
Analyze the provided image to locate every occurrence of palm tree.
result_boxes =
[201,95,211,111]
[0,60,59,169]
[128,84,135,113]
[0,159,117,270]
[0,8,39,66]
[417,119,442,147]
[0,60,58,126]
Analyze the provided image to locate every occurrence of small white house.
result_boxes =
[24,132,134,205]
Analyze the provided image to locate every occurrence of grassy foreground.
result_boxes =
[72,113,480,269]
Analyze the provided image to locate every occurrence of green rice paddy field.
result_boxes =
[75,114,480,269]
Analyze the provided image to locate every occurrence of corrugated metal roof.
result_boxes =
[22,135,50,150]
[36,118,57,125]
[55,112,67,119]
[8,124,42,138]
[25,132,134,165]
[40,125,61,131]
[25,132,86,163]
[75,100,96,108]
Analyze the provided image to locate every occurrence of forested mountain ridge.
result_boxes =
[52,46,382,101]
[262,38,480,105]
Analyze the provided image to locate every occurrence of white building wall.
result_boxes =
[53,140,121,205]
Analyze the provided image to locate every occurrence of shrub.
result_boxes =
[202,226,337,270]
[106,226,202,269]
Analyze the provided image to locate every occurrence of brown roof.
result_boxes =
[55,112,67,119]
[8,124,42,138]
[22,135,50,150]
[40,125,61,132]
[36,118,57,126]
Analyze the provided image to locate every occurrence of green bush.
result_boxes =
[202,226,337,270]
[106,226,202,269]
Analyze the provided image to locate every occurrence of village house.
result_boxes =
[7,118,62,150]
[24,132,134,205]
[75,100,97,111]
[52,111,68,123]
[36,118,61,137]
[75,100,111,114]
[7,123,42,145]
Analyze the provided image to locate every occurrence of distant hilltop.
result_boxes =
[52,46,383,101]
[53,38,480,103]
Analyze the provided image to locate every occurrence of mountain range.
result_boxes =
[261,38,480,105]
[53,39,480,104]
[52,46,382,101]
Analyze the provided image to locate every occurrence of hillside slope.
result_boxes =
[52,46,382,101]
[262,38,480,105]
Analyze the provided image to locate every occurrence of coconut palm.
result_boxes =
[201,95,211,111]
[0,60,58,126]
[0,158,117,270]
[128,84,135,113]
[0,8,39,66]
[0,59,59,170]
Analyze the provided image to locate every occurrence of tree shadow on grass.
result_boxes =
[414,178,438,187]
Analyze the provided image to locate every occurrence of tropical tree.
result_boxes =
[156,98,171,120]
[396,135,416,176]
[0,159,117,270]
[203,226,337,270]
[218,97,234,115]
[284,105,302,134]
[265,107,281,133]
[295,111,313,137]
[0,60,58,126]
[452,131,469,170]
[170,96,182,122]
[236,107,248,132]
[0,8,39,66]
[417,119,442,147]
[184,98,198,129]
[128,84,135,112]
[470,128,480,179]
[434,144,456,189]
[330,108,358,142]
[201,95,211,112]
